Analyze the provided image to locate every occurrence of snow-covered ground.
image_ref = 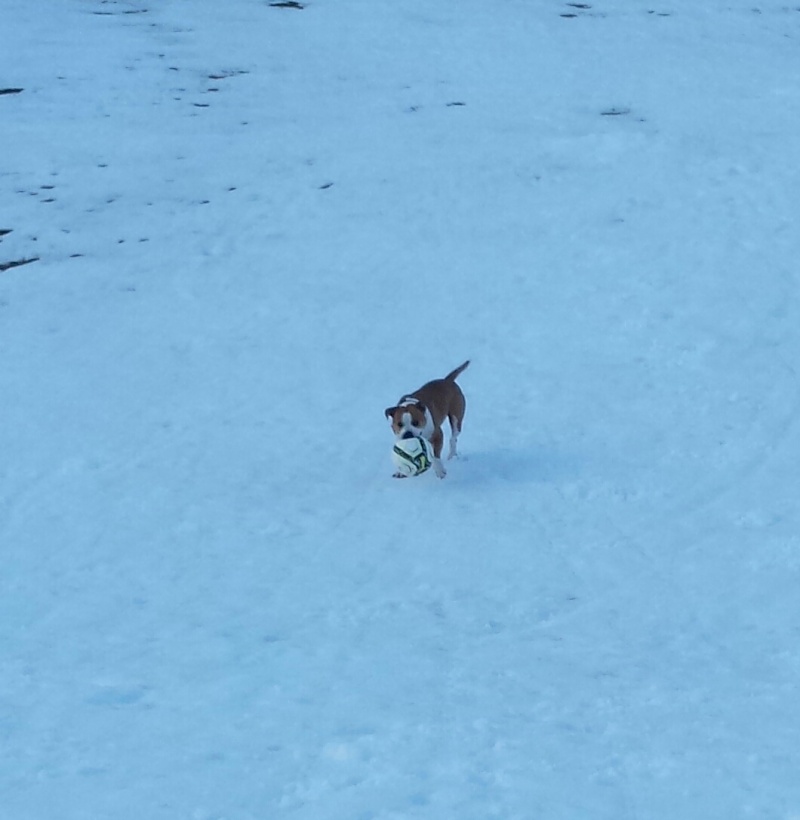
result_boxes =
[2,1,800,817]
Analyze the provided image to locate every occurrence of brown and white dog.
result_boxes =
[385,360,470,478]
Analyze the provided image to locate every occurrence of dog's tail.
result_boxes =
[444,360,470,382]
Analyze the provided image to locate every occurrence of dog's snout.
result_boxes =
[401,430,416,440]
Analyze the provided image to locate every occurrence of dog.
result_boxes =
[385,360,470,478]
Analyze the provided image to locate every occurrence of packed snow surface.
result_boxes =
[2,1,800,818]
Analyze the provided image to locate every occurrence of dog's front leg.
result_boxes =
[430,428,447,478]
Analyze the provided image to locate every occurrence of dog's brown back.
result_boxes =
[409,360,469,428]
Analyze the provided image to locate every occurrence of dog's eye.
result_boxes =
[412,418,422,427]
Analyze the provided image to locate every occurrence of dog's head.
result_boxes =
[385,402,428,439]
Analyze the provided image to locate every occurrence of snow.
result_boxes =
[2,0,800,817]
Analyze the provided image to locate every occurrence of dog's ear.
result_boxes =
[384,406,397,419]
[416,403,427,417]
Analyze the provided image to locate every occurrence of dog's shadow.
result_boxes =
[452,443,579,487]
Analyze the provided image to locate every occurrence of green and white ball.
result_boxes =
[391,435,433,477]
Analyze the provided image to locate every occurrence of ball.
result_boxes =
[391,435,433,477]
